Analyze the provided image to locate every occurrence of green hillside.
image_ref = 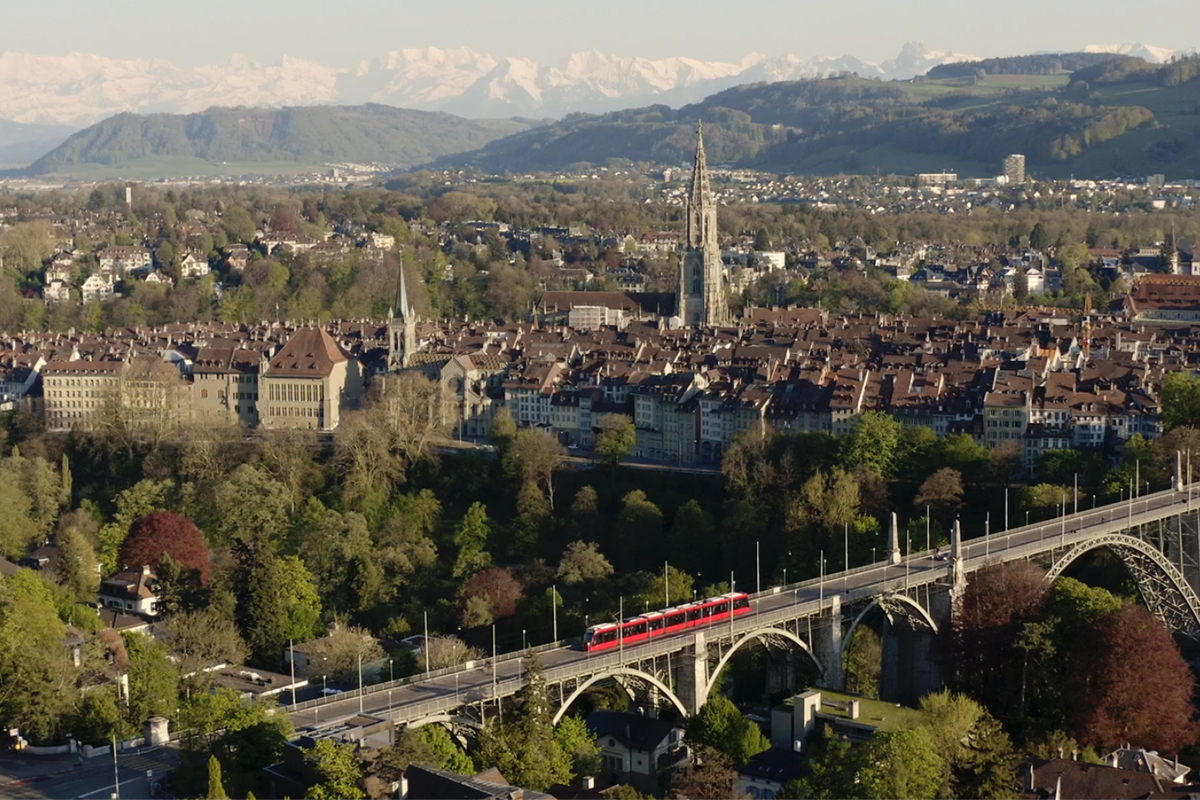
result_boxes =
[447,56,1200,179]
[26,104,537,176]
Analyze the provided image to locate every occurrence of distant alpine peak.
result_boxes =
[1081,42,1187,63]
[0,40,1188,127]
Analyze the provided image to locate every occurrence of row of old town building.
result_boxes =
[7,271,1200,474]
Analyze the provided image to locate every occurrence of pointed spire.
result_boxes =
[395,246,410,319]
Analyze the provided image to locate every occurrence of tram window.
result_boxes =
[598,630,616,645]
[688,608,702,622]
[667,612,685,627]
[635,622,647,636]
[715,600,729,614]
[734,597,750,611]
[648,618,663,632]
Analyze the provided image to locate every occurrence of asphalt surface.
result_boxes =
[0,746,177,800]
[290,485,1199,730]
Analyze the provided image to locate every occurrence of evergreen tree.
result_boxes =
[232,535,288,667]
[477,655,572,791]
[207,755,229,800]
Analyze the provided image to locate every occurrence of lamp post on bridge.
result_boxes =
[819,550,824,605]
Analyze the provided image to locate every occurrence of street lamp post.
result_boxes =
[819,550,824,605]
[389,659,393,684]
[551,584,558,643]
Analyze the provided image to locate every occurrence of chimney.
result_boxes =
[1058,747,1065,760]
[142,564,151,576]
[579,776,595,790]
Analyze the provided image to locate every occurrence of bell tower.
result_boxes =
[388,248,417,370]
[677,122,729,327]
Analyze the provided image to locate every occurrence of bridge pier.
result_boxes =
[675,630,708,716]
[814,594,844,690]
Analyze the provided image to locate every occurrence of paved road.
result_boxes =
[289,485,1198,729]
[0,747,177,800]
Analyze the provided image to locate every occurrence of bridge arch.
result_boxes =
[703,626,823,704]
[840,593,939,661]
[552,667,689,725]
[1045,533,1200,637]
[404,714,482,731]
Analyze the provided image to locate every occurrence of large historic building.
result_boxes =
[677,122,730,328]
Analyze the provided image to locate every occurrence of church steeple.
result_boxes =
[388,247,417,370]
[677,121,728,328]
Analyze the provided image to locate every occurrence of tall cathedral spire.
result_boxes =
[388,246,417,370]
[677,121,728,327]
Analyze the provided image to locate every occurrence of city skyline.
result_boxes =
[2,0,1196,67]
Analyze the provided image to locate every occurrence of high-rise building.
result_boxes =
[1004,154,1026,185]
[677,123,729,327]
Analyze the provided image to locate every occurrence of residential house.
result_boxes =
[43,280,71,303]
[99,566,160,618]
[179,252,210,279]
[738,749,806,800]
[398,764,556,800]
[223,244,250,271]
[586,710,687,794]
[81,273,114,303]
[97,246,151,278]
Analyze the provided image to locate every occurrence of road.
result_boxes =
[290,484,1199,729]
[0,746,178,800]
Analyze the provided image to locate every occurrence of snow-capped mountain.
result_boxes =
[3,40,1192,128]
[1081,42,1192,64]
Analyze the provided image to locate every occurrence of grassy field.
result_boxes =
[41,157,330,181]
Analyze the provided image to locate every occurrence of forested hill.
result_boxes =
[24,105,537,175]
[444,56,1200,179]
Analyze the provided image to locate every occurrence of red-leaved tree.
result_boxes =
[118,511,210,584]
[1065,603,1198,753]
[944,560,1050,715]
[462,567,524,620]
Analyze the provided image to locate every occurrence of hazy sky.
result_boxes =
[3,0,1197,65]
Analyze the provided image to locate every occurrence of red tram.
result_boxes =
[582,592,752,652]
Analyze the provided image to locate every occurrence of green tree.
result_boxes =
[1029,222,1049,251]
[123,632,178,725]
[504,429,566,509]
[207,755,230,800]
[1161,371,1200,430]
[555,715,601,779]
[476,655,572,791]
[856,729,945,800]
[98,480,171,576]
[56,511,100,601]
[212,464,292,546]
[614,490,663,569]
[839,411,902,476]
[0,459,40,559]
[557,540,613,584]
[232,535,288,667]
[0,570,75,743]
[595,414,635,470]
[423,725,475,775]
[686,694,770,765]
[453,502,492,579]
[489,406,517,449]
[920,691,1017,799]
[843,627,882,698]
[304,738,365,799]
[277,556,323,643]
